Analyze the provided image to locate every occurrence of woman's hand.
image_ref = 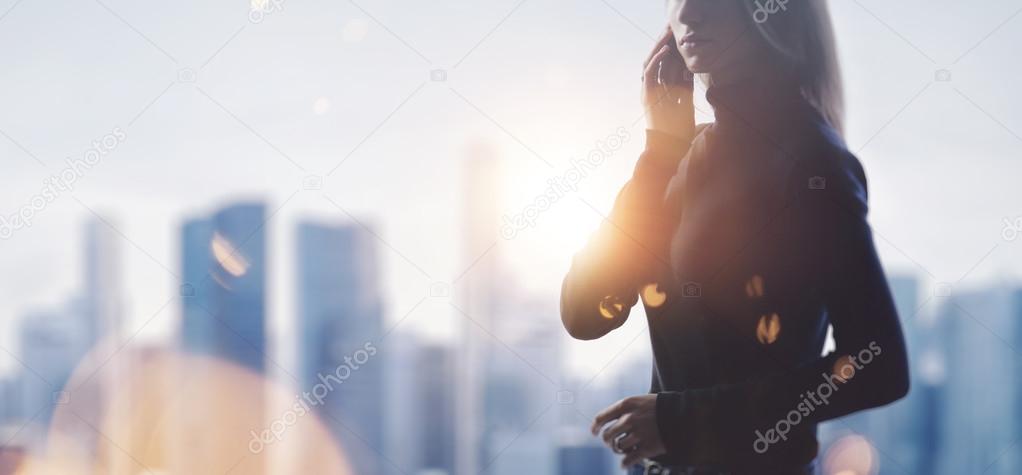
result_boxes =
[642,27,695,140]
[591,394,667,468]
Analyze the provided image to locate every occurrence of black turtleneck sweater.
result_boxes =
[560,79,909,471]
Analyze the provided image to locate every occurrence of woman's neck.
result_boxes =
[705,54,792,89]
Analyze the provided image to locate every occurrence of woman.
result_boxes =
[560,1,909,473]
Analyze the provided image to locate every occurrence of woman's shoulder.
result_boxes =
[781,117,869,217]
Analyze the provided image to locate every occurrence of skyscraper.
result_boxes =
[11,216,125,448]
[383,330,425,475]
[416,343,456,474]
[180,218,216,356]
[180,202,267,373]
[483,293,562,475]
[82,217,124,345]
[456,146,502,475]
[296,220,384,475]
[457,146,563,475]
[934,285,1017,475]
[80,216,130,469]
[18,304,90,430]
[557,444,613,475]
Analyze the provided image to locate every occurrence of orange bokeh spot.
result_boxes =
[823,434,878,475]
[598,296,626,320]
[27,341,354,475]
[756,313,781,344]
[745,275,765,298]
[832,355,857,383]
[640,283,667,308]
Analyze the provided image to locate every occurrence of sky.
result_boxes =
[1,0,1021,378]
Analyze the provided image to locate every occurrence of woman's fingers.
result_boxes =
[615,432,641,453]
[643,26,675,69]
[643,45,671,90]
[659,49,691,87]
[592,395,665,468]
[601,416,631,446]
[591,398,629,435]
[621,445,657,468]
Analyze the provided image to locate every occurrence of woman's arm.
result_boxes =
[653,151,910,459]
[561,26,696,340]
[560,130,694,340]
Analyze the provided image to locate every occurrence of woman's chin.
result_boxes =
[682,57,712,75]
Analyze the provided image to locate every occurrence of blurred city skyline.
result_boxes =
[3,0,1022,377]
[2,194,1020,474]
[1,0,1022,473]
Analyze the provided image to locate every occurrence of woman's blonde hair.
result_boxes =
[742,0,845,136]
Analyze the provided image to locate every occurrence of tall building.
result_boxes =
[483,293,561,475]
[1012,288,1022,473]
[457,147,565,475]
[10,217,125,449]
[80,216,131,471]
[383,335,459,475]
[456,147,502,475]
[296,220,384,475]
[82,217,124,345]
[17,304,90,431]
[933,285,1018,475]
[180,219,215,356]
[383,330,423,475]
[180,202,267,373]
[416,343,457,475]
[177,202,267,475]
[0,377,19,426]
[557,444,613,475]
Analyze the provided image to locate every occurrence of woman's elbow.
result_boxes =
[559,293,623,340]
[559,278,618,340]
[859,324,911,405]
[865,355,911,407]
[560,307,611,341]
[887,359,911,402]
[882,337,911,403]
[564,323,602,341]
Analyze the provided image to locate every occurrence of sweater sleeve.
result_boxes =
[559,129,696,340]
[654,150,910,459]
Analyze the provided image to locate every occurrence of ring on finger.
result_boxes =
[615,434,640,454]
[613,434,628,454]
